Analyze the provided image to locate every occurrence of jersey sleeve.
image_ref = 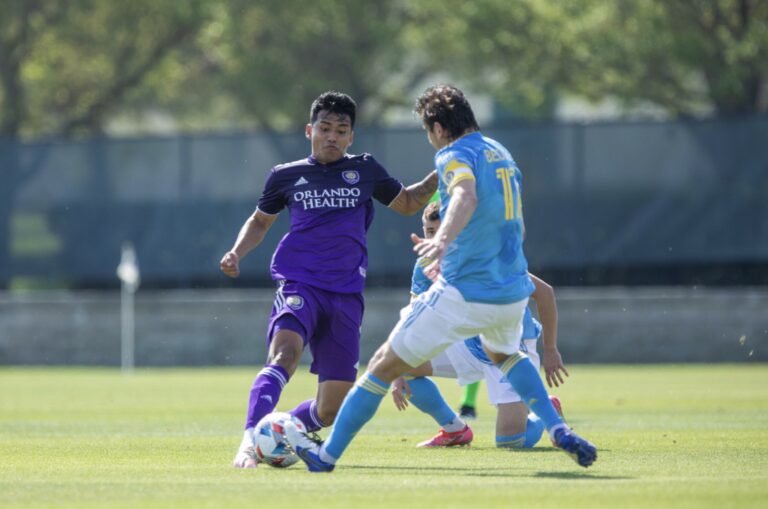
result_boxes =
[368,156,404,205]
[256,168,287,215]
[439,147,476,195]
[410,258,432,296]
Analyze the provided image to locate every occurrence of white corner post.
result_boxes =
[117,242,140,374]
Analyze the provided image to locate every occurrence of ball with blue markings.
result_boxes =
[254,412,306,468]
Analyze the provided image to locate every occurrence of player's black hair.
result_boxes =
[310,91,357,128]
[423,201,440,222]
[414,85,479,140]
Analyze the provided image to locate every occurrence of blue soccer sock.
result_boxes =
[407,377,462,429]
[524,414,545,447]
[321,372,389,462]
[497,353,566,434]
[496,432,526,448]
[496,414,545,448]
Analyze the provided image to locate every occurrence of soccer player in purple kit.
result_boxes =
[220,91,438,468]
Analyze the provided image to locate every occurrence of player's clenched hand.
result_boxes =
[542,347,569,388]
[220,251,240,278]
[391,377,411,411]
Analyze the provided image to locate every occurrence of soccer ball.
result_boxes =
[253,412,305,468]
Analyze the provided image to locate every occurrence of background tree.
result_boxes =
[400,0,607,118]
[591,0,768,116]
[109,0,434,141]
[405,0,767,118]
[211,0,429,132]
[0,0,210,287]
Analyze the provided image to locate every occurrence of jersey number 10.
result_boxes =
[496,167,522,221]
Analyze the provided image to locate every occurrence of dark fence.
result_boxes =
[1,116,767,288]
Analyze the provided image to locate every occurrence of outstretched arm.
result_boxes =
[219,209,278,278]
[388,170,438,216]
[529,273,568,387]
[412,178,477,280]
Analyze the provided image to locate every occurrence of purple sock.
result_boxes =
[245,364,290,429]
[289,399,325,432]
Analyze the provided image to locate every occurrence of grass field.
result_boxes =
[1,364,767,509]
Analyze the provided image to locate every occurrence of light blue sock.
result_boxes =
[496,432,526,448]
[322,372,389,461]
[496,415,545,448]
[498,352,564,430]
[523,414,545,447]
[407,377,457,427]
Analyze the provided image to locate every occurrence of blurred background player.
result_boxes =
[423,194,483,422]
[392,201,567,449]
[285,84,596,471]
[220,91,438,468]
[458,382,480,420]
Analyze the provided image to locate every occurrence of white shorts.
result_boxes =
[430,338,540,406]
[389,279,529,369]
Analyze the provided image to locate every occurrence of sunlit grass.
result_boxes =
[1,365,766,509]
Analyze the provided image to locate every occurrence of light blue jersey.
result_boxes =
[410,256,433,296]
[411,258,541,366]
[434,132,534,304]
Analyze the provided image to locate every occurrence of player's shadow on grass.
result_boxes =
[534,471,630,480]
[343,465,507,473]
[341,465,537,477]
[496,447,614,454]
[340,465,630,480]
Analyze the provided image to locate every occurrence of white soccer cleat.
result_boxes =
[232,428,259,469]
[233,448,258,469]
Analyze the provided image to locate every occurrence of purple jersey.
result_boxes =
[257,153,403,293]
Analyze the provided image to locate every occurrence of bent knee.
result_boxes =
[366,345,388,371]
[366,343,411,382]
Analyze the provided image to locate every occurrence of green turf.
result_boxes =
[1,365,767,509]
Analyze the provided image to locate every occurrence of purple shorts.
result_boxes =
[267,280,364,382]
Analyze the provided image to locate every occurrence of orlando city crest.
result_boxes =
[342,170,360,185]
[286,295,304,310]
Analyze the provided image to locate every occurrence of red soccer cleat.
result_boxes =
[417,425,474,448]
[549,395,566,421]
